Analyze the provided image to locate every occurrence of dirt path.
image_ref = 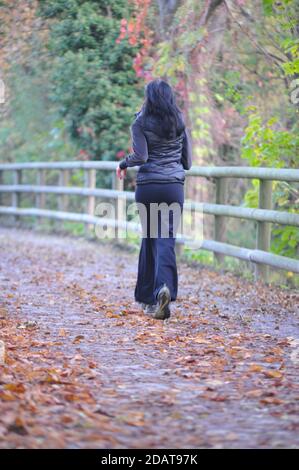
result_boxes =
[0,227,298,448]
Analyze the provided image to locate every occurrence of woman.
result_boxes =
[116,79,192,320]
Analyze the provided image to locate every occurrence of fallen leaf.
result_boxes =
[0,307,8,319]
[262,370,283,379]
[249,364,263,373]
[73,335,85,344]
[260,397,284,405]
[3,383,25,393]
[17,320,38,330]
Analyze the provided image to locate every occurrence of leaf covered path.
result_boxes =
[0,227,298,448]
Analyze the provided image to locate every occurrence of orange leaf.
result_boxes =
[0,391,16,401]
[262,369,283,379]
[249,364,263,372]
[3,383,25,393]
[260,397,284,405]
[73,335,84,344]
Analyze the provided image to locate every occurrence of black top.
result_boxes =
[119,111,192,185]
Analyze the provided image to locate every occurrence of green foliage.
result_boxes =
[241,106,299,258]
[243,179,259,209]
[241,106,299,168]
[184,248,214,266]
[262,0,299,78]
[38,0,144,160]
[215,70,246,114]
[0,61,78,163]
[272,224,299,257]
[61,221,86,236]
[239,0,299,260]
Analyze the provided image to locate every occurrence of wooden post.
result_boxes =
[0,170,3,206]
[58,169,69,212]
[175,241,183,258]
[84,169,96,236]
[12,170,22,224]
[255,179,272,282]
[113,172,125,240]
[35,170,46,226]
[214,177,227,264]
[35,170,46,209]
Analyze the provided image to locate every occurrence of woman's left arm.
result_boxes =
[118,120,149,170]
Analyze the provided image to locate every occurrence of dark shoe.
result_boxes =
[153,284,171,320]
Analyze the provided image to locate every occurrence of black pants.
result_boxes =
[134,182,184,305]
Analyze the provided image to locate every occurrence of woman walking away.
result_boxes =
[116,79,192,320]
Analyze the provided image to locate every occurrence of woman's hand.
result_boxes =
[116,166,127,180]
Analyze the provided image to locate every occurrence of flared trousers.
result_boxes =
[134,182,184,305]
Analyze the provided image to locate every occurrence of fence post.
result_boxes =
[255,179,272,282]
[113,172,125,240]
[175,241,183,258]
[214,177,227,264]
[12,170,22,224]
[84,169,96,235]
[58,169,69,212]
[36,169,46,209]
[0,170,3,206]
[35,169,46,226]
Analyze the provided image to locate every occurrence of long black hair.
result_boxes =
[139,79,185,139]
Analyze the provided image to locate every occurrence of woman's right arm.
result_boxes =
[181,128,192,170]
[118,119,148,170]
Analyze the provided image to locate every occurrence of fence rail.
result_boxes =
[0,161,298,280]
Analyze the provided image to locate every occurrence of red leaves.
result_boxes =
[115,2,153,78]
[116,150,125,159]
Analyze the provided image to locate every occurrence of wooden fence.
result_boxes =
[0,161,298,281]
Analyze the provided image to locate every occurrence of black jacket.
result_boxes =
[119,111,192,185]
